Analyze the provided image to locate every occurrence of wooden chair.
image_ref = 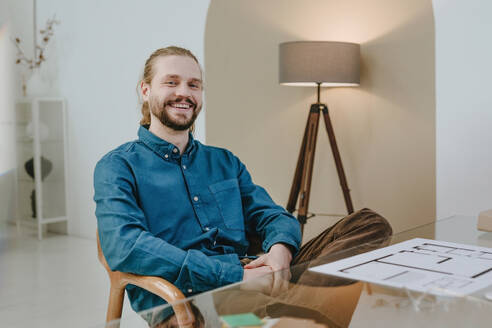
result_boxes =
[97,230,195,327]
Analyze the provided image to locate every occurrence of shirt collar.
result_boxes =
[138,125,196,159]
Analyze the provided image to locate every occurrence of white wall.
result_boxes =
[0,0,34,100]
[34,0,210,238]
[0,0,31,223]
[0,23,16,224]
[434,0,492,218]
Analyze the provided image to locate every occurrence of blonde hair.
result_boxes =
[138,46,201,128]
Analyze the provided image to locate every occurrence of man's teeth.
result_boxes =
[171,103,192,109]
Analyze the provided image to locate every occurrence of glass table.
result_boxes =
[97,215,492,328]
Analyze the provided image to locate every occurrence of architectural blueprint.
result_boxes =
[309,238,492,296]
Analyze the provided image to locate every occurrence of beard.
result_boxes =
[149,95,201,131]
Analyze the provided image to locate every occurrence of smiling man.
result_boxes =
[93,46,392,326]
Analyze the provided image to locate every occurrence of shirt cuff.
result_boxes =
[263,232,301,257]
[218,259,244,286]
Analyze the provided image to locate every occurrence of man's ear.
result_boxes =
[141,81,151,102]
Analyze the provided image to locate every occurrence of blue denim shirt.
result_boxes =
[93,126,301,314]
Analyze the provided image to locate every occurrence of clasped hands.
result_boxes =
[241,243,293,296]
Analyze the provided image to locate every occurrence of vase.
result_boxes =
[25,69,54,97]
[24,156,53,218]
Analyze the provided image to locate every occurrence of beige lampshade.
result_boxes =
[279,41,360,87]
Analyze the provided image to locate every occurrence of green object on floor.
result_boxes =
[220,312,264,327]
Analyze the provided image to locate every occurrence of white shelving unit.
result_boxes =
[15,97,68,240]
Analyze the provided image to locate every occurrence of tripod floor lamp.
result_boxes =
[279,41,360,233]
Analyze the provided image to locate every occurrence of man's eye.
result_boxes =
[189,83,200,89]
[165,81,177,86]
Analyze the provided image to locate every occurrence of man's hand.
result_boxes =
[242,243,293,296]
[242,265,273,281]
[244,243,293,271]
[241,244,293,296]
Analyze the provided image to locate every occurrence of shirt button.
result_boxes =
[172,148,178,153]
[182,165,186,170]
[187,288,193,293]
[193,196,199,202]
[204,227,210,231]
[164,154,169,159]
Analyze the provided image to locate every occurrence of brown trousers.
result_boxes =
[156,208,392,327]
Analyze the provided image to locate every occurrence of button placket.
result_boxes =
[183,161,212,237]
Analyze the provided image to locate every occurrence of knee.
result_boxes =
[352,208,393,238]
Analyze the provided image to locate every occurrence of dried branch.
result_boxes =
[11,15,60,71]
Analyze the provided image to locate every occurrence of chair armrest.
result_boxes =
[97,230,195,327]
[120,273,195,327]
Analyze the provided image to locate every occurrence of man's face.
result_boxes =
[143,55,203,131]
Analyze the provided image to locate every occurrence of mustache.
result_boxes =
[163,97,196,108]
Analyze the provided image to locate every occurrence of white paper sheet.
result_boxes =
[309,238,492,296]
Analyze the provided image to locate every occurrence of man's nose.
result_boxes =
[175,83,192,97]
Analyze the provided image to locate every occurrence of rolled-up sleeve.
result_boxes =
[94,154,243,297]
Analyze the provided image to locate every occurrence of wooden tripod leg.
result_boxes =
[286,112,311,213]
[297,105,321,231]
[321,106,354,214]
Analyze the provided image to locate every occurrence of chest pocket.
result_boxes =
[209,179,245,231]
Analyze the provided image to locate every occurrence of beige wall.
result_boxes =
[205,0,435,238]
